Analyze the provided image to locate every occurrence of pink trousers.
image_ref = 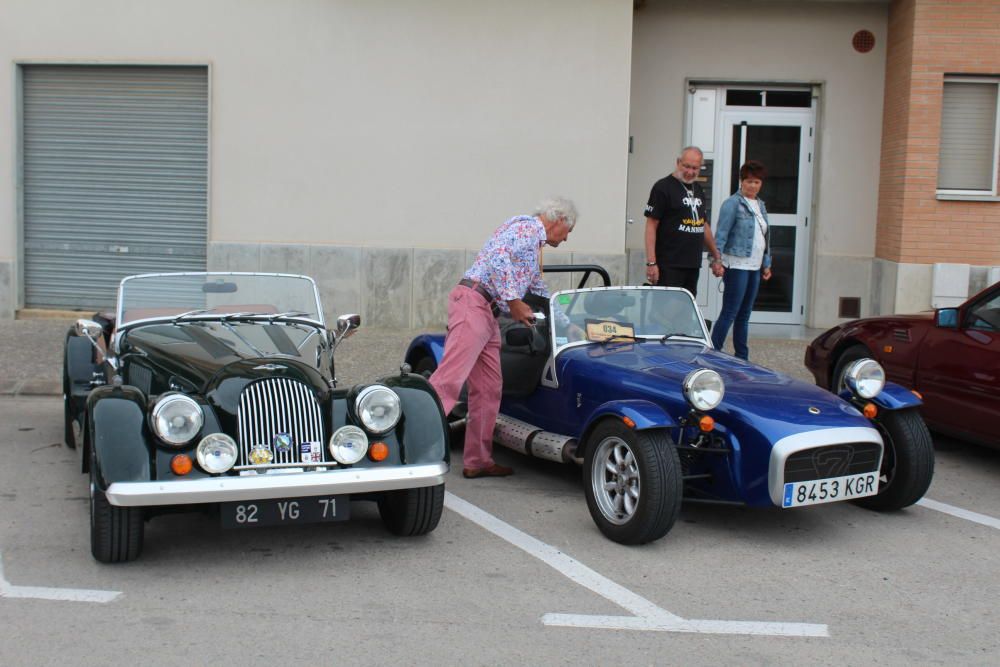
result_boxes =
[429,285,501,470]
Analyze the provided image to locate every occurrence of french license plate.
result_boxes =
[782,473,879,508]
[221,496,349,529]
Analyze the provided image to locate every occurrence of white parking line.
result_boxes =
[917,498,1000,531]
[0,552,121,603]
[444,492,828,637]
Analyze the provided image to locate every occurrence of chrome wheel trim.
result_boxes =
[590,436,640,526]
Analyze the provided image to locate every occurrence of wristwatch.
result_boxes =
[645,261,656,267]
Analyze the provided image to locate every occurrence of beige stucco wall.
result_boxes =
[629,0,889,328]
[0,0,633,315]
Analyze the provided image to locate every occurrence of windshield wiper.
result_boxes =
[660,332,701,343]
[269,311,311,322]
[220,311,268,321]
[599,333,643,344]
[172,308,210,323]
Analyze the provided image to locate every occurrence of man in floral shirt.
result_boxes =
[429,197,578,478]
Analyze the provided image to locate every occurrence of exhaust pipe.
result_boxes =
[493,414,580,464]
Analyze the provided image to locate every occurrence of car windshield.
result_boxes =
[118,273,323,326]
[551,286,706,350]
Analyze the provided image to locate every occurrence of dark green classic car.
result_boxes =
[63,272,449,562]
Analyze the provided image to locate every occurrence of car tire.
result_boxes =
[62,368,75,449]
[583,420,682,545]
[853,407,934,511]
[378,484,445,537]
[62,329,86,449]
[90,445,144,563]
[830,344,871,393]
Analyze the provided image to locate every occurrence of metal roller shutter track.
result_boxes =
[23,65,208,309]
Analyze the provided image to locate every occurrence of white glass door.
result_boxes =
[705,110,814,325]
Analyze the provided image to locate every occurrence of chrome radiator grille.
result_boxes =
[236,378,325,466]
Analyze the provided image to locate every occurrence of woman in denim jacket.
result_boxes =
[710,160,772,360]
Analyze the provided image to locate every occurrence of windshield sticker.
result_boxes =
[555,336,568,346]
[558,295,571,305]
[585,319,636,342]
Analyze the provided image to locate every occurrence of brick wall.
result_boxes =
[876,0,1000,265]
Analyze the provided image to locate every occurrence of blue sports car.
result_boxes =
[405,266,934,545]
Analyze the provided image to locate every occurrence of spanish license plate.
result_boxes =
[782,472,879,508]
[221,496,349,528]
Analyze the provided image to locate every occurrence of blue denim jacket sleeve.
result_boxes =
[715,196,738,255]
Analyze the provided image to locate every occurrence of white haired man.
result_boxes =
[429,197,577,478]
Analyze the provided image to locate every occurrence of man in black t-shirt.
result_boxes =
[643,146,722,297]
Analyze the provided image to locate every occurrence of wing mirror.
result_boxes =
[74,318,109,361]
[75,319,104,340]
[935,308,958,329]
[336,313,361,337]
[330,313,361,349]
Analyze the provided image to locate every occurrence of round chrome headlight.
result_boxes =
[329,425,369,465]
[845,358,885,399]
[151,394,204,446]
[356,385,401,434]
[196,433,238,473]
[683,369,725,411]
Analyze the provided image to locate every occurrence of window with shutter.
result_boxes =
[937,78,1000,195]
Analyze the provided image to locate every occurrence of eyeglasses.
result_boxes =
[679,162,701,171]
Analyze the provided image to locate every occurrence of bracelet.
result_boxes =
[645,261,656,267]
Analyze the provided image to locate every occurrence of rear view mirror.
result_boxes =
[935,308,958,329]
[202,280,238,293]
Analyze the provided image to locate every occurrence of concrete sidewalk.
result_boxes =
[0,316,822,397]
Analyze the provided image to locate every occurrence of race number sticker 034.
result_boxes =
[782,472,878,508]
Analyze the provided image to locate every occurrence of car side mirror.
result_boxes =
[704,318,713,333]
[75,318,108,359]
[75,319,104,340]
[935,308,958,329]
[335,314,361,339]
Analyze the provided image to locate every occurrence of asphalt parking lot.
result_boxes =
[0,323,998,666]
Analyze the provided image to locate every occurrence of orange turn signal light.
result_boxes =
[883,345,893,353]
[622,416,636,429]
[863,403,878,419]
[171,454,193,476]
[369,442,390,462]
[912,390,923,400]
[699,415,715,432]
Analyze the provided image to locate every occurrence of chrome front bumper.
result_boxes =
[767,427,883,506]
[105,462,449,507]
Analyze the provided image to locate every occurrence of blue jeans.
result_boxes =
[710,268,761,360]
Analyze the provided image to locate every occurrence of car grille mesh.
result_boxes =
[237,378,325,466]
[784,442,881,483]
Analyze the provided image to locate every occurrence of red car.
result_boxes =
[805,281,1000,448]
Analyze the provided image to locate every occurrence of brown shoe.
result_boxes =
[462,463,514,479]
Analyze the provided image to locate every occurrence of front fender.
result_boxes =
[582,399,678,437]
[87,385,151,489]
[839,382,923,411]
[377,373,449,465]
